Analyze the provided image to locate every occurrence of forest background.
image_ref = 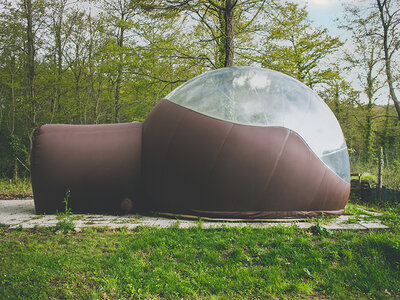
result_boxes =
[0,0,399,191]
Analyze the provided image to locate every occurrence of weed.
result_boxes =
[63,189,72,216]
[345,217,359,224]
[53,189,75,233]
[172,219,180,228]
[54,218,75,234]
[197,217,203,228]
[308,219,332,236]
[55,192,74,232]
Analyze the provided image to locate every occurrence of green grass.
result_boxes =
[1,213,399,299]
[0,178,32,198]
[350,159,400,190]
[0,178,399,298]
[351,173,379,184]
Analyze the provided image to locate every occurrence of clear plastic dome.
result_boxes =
[166,66,350,183]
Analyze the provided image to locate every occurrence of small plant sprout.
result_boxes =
[54,188,75,233]
[63,188,72,216]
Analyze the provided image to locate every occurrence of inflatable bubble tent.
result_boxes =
[31,66,351,218]
[167,67,350,183]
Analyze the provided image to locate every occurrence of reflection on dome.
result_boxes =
[166,66,350,183]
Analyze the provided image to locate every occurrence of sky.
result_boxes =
[292,0,346,34]
[292,0,396,105]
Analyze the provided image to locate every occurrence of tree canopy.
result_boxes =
[0,0,399,187]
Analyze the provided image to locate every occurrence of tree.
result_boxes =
[18,0,48,153]
[0,1,26,179]
[260,1,342,89]
[320,64,361,156]
[350,0,400,120]
[141,0,266,68]
[342,4,385,161]
[101,0,140,122]
[47,0,74,123]
[376,0,400,121]
[23,0,39,132]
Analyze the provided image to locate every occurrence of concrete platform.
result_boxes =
[0,200,389,230]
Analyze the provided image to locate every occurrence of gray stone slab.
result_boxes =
[0,200,389,231]
[324,223,367,230]
[296,222,314,229]
[357,208,383,216]
[360,222,389,229]
[335,215,351,223]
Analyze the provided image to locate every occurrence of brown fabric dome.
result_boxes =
[142,100,350,218]
[31,101,350,218]
[31,102,349,218]
[31,123,142,214]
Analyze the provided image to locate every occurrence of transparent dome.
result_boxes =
[166,66,350,183]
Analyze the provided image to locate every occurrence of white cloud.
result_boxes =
[291,0,369,9]
[307,0,340,7]
[290,0,341,8]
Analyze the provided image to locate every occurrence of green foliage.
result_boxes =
[0,178,32,198]
[0,219,399,299]
[351,158,400,190]
[308,217,333,236]
[260,1,343,89]
[308,222,332,236]
[62,189,72,217]
[54,189,74,233]
[54,218,75,234]
[362,173,379,183]
[350,172,379,184]
[0,0,398,183]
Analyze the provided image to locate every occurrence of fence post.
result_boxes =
[377,147,383,202]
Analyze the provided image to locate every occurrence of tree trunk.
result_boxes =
[0,101,2,131]
[25,0,36,128]
[11,70,15,134]
[377,147,383,202]
[11,73,18,180]
[223,0,234,67]
[333,83,340,117]
[114,26,124,123]
[377,0,400,121]
[382,98,390,152]
[95,79,102,124]
[383,51,400,120]
[76,77,82,123]
[24,0,37,161]
[365,101,375,162]
[88,8,96,124]
[217,7,225,68]
[13,160,18,181]
[365,66,375,161]
[53,19,62,123]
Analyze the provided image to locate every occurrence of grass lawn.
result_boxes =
[0,205,399,299]
[0,179,399,299]
[0,178,32,199]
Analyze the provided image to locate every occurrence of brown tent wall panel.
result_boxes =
[142,100,350,218]
[31,123,142,214]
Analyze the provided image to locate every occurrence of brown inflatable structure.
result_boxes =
[31,67,350,218]
[31,123,143,214]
